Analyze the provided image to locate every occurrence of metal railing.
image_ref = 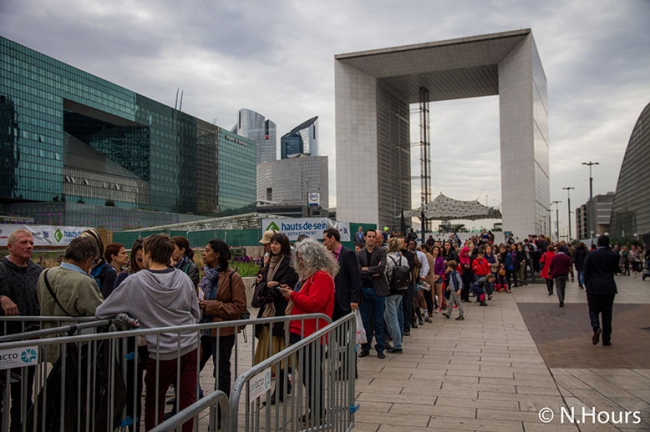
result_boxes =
[155,312,358,432]
[0,313,336,431]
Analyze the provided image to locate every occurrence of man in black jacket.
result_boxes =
[323,228,361,320]
[356,229,389,359]
[584,235,619,346]
[0,229,43,432]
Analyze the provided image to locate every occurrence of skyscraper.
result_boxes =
[232,108,276,164]
[0,36,257,229]
[280,116,319,159]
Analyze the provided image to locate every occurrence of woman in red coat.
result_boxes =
[539,245,556,295]
[279,238,337,428]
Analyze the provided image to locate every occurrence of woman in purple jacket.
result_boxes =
[431,245,445,313]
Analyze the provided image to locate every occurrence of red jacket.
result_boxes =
[472,257,491,276]
[289,270,335,338]
[540,251,555,279]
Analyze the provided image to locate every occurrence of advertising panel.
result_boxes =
[262,218,350,242]
[0,225,90,247]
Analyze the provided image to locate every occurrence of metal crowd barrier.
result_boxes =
[0,314,335,431]
[156,312,358,432]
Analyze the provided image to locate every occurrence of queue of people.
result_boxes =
[0,226,633,431]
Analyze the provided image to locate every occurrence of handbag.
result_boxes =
[354,309,367,345]
[498,268,506,277]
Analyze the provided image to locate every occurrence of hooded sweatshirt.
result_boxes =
[95,268,200,360]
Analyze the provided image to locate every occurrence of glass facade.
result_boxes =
[280,116,319,159]
[610,103,650,241]
[233,109,276,164]
[0,37,256,225]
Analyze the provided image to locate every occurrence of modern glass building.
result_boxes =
[0,36,256,228]
[280,116,318,159]
[610,102,650,242]
[232,108,276,165]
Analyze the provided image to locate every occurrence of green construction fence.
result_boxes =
[112,222,376,254]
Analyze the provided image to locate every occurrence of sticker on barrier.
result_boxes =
[249,367,272,401]
[0,346,39,370]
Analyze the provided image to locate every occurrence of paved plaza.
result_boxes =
[352,276,650,432]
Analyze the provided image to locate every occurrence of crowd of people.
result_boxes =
[0,225,642,430]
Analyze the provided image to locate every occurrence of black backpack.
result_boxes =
[388,255,411,290]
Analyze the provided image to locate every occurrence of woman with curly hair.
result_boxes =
[278,238,337,427]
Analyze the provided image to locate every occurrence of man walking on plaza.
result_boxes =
[583,235,619,346]
[323,228,361,320]
[96,234,200,432]
[356,229,389,359]
[0,229,42,432]
[549,246,572,307]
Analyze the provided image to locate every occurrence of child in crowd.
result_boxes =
[470,274,495,306]
[443,260,465,320]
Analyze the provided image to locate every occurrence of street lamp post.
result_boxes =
[548,208,552,238]
[563,187,575,242]
[552,200,561,242]
[582,161,599,246]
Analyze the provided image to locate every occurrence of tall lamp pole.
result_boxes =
[552,200,561,242]
[582,161,599,246]
[563,187,575,242]
[421,197,426,243]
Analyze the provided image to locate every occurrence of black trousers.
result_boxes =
[290,333,324,420]
[0,366,36,432]
[587,293,615,344]
[401,284,414,332]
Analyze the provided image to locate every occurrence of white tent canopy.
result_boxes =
[405,193,502,221]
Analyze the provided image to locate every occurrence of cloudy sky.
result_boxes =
[1,0,649,234]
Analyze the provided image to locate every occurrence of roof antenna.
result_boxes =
[174,88,179,110]
[179,90,184,112]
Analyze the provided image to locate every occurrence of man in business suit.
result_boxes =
[353,226,365,250]
[584,235,620,346]
[323,228,361,320]
[356,229,390,359]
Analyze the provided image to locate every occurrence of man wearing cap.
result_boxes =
[583,235,619,346]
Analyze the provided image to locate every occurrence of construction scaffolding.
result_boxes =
[419,87,432,232]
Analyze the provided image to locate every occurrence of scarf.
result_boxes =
[200,265,221,301]
[261,255,284,319]
[266,254,283,282]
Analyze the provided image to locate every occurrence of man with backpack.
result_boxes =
[384,238,411,354]
[398,237,417,336]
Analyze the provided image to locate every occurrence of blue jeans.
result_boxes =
[384,294,403,350]
[578,270,585,287]
[360,287,386,352]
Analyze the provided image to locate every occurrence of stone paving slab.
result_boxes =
[353,275,650,431]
